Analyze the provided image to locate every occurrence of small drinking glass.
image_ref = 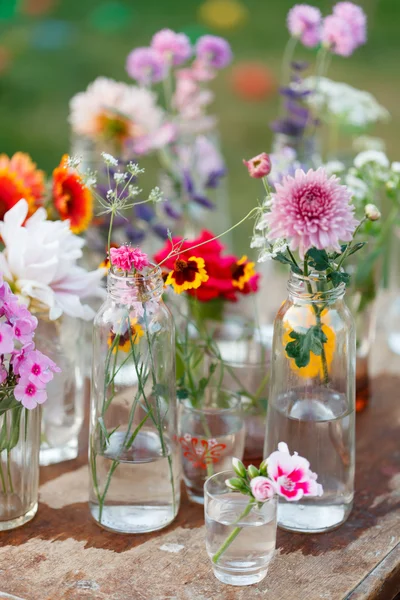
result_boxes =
[205,471,277,586]
[178,389,245,504]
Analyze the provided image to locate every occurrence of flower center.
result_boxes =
[26,383,36,396]
[175,259,188,272]
[281,476,296,491]
[32,364,41,376]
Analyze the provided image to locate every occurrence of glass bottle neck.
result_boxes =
[287,272,346,305]
[107,264,164,305]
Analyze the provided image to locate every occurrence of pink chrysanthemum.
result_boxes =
[287,4,322,48]
[333,2,367,46]
[322,14,355,56]
[265,168,359,258]
[110,246,149,272]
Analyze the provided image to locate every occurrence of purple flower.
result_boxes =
[322,15,356,56]
[14,377,47,410]
[126,47,166,84]
[192,194,215,209]
[0,322,14,354]
[19,349,60,386]
[151,28,192,66]
[152,223,169,239]
[333,2,367,46]
[287,5,322,48]
[265,168,359,258]
[195,35,232,69]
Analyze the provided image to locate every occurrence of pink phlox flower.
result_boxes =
[12,316,37,345]
[14,376,47,410]
[11,342,34,375]
[195,35,232,69]
[265,168,359,258]
[266,442,323,501]
[322,14,356,57]
[287,4,322,48]
[126,47,166,85]
[0,322,15,354]
[19,349,60,387]
[333,2,367,46]
[151,29,192,66]
[110,246,149,272]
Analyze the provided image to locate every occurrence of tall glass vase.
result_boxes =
[0,407,40,530]
[264,272,356,533]
[89,265,181,533]
[34,312,85,465]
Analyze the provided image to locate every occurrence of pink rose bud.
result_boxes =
[243,153,272,178]
[250,476,275,502]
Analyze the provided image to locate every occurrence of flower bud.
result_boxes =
[225,477,245,491]
[259,459,268,476]
[243,153,271,179]
[365,203,381,222]
[232,457,246,478]
[247,465,260,479]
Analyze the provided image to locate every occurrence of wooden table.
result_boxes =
[0,372,399,600]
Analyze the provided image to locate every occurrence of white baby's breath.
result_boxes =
[323,160,346,176]
[101,152,118,167]
[127,162,145,176]
[148,186,163,204]
[354,150,390,170]
[66,155,82,169]
[391,162,400,174]
[114,172,128,183]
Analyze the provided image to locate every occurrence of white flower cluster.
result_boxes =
[303,77,390,129]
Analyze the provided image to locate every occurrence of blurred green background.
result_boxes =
[0,0,399,251]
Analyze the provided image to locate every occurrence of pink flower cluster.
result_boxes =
[287,2,367,56]
[110,246,149,273]
[0,275,60,410]
[250,442,323,502]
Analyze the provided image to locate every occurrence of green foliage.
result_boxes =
[285,325,328,369]
[328,270,351,287]
[273,252,302,275]
[306,248,330,271]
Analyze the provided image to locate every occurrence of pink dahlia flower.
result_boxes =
[250,476,276,502]
[151,29,192,66]
[333,2,367,46]
[322,15,356,56]
[267,442,323,502]
[287,4,322,48]
[110,246,149,272]
[265,168,358,258]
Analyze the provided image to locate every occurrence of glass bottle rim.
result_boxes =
[287,270,346,301]
[107,262,164,301]
[108,262,162,282]
[180,388,241,414]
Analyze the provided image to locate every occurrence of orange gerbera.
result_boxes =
[52,155,93,233]
[0,152,45,219]
[231,255,256,290]
[107,320,144,353]
[165,256,209,294]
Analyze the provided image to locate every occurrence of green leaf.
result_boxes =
[0,395,20,417]
[328,270,351,287]
[306,248,330,271]
[273,253,302,275]
[286,326,328,369]
[7,406,23,451]
[346,242,366,257]
[177,388,189,400]
[125,410,152,450]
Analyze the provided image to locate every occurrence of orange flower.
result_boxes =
[107,320,144,353]
[52,155,93,233]
[231,255,256,290]
[165,256,209,294]
[0,152,45,219]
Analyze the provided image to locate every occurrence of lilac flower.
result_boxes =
[322,15,356,56]
[151,28,192,66]
[195,35,232,69]
[333,2,367,46]
[126,47,166,84]
[19,349,60,386]
[14,378,47,410]
[0,322,14,354]
[287,4,322,48]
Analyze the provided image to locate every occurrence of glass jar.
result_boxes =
[89,265,181,533]
[34,313,85,466]
[0,407,40,531]
[264,272,356,533]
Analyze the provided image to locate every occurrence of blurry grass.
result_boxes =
[0,0,399,253]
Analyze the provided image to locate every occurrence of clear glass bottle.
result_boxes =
[34,313,85,465]
[264,272,356,533]
[0,407,40,531]
[89,264,181,533]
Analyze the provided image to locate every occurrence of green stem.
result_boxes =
[6,451,13,493]
[304,255,329,386]
[281,36,298,89]
[0,462,6,494]
[212,500,255,564]
[98,459,119,523]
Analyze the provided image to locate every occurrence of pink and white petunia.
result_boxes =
[266,442,323,501]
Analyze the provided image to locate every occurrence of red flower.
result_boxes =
[154,230,260,302]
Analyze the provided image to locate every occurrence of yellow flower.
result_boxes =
[108,319,144,353]
[165,256,209,294]
[283,306,336,379]
[231,255,256,290]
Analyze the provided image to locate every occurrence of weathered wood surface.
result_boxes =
[0,370,399,600]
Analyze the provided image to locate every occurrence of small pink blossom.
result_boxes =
[333,2,367,46]
[243,153,272,178]
[265,168,359,258]
[13,317,37,345]
[195,35,232,69]
[266,442,323,502]
[322,15,356,57]
[250,476,276,502]
[0,322,14,354]
[110,246,149,272]
[14,378,47,410]
[19,349,60,386]
[287,4,322,48]
[11,342,34,375]
[126,47,166,84]
[151,29,192,66]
